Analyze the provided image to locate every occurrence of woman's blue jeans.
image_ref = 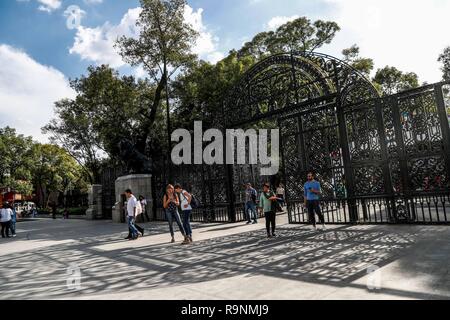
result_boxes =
[165,209,185,237]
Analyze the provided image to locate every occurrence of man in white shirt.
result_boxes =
[125,189,140,240]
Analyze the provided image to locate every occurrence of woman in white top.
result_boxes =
[1,203,13,238]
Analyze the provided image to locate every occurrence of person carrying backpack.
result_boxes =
[175,185,194,244]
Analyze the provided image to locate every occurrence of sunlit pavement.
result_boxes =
[0,215,449,300]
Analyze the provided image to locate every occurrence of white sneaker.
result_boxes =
[322,225,326,230]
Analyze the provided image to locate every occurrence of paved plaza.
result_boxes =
[0,215,449,300]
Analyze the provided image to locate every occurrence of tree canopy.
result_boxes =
[0,127,87,205]
[438,46,450,82]
[238,17,340,59]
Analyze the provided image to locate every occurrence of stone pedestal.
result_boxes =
[113,174,152,223]
[86,184,102,220]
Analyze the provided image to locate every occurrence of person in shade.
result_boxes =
[258,183,278,238]
[244,183,258,225]
[276,183,286,207]
[304,172,325,231]
[163,184,188,244]
[138,195,151,223]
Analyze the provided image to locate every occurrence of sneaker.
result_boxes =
[189,236,193,243]
[322,225,327,230]
[267,234,272,238]
[171,237,175,243]
[272,233,277,237]
[252,221,258,224]
[246,221,251,225]
[141,230,145,237]
[12,235,17,238]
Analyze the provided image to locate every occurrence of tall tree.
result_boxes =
[43,65,158,182]
[115,0,199,155]
[373,66,419,96]
[438,46,450,81]
[0,127,35,196]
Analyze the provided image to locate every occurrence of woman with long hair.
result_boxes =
[163,184,189,244]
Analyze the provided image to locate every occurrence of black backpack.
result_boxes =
[181,191,200,209]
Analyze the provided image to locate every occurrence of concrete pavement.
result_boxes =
[0,215,449,300]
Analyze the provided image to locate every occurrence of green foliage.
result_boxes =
[0,128,87,200]
[238,17,340,59]
[43,65,162,182]
[172,51,255,129]
[342,45,374,77]
[0,127,35,196]
[438,46,450,82]
[373,66,419,96]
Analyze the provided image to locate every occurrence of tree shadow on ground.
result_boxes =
[0,222,449,300]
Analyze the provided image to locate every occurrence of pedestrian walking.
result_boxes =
[174,185,193,244]
[124,189,140,240]
[304,172,325,231]
[1,203,13,239]
[245,183,258,224]
[258,183,278,238]
[163,184,188,244]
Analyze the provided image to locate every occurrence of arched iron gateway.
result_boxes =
[153,51,450,224]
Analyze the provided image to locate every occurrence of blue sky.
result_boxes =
[1,0,450,141]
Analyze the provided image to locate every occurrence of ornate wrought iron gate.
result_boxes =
[149,51,450,224]
[222,52,450,224]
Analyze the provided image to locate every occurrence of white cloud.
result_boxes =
[0,44,75,142]
[84,0,103,4]
[183,5,224,62]
[37,0,62,12]
[16,0,62,13]
[69,5,224,69]
[69,7,142,68]
[320,0,450,83]
[266,15,299,31]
